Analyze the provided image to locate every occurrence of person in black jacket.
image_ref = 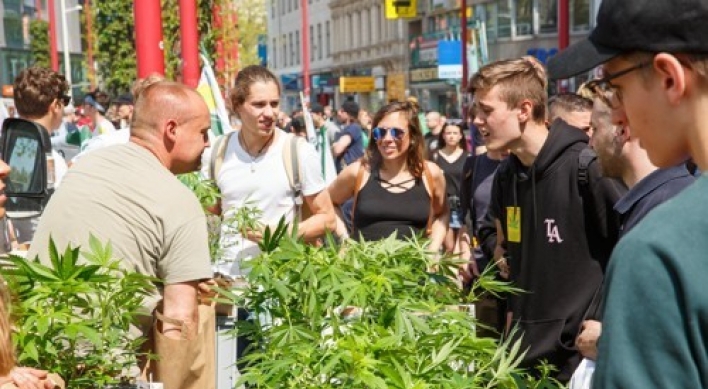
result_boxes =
[469,57,625,382]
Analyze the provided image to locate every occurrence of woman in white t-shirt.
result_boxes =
[207,65,336,277]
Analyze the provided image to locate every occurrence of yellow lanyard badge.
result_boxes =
[506,206,521,243]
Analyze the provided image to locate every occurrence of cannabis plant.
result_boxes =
[179,172,223,262]
[218,225,562,389]
[2,237,154,388]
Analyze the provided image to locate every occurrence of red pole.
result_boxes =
[134,0,165,78]
[301,0,311,99]
[48,0,59,71]
[558,0,570,50]
[179,0,200,88]
[461,0,468,91]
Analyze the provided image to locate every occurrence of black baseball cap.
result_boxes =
[310,102,325,114]
[548,0,708,80]
[113,94,134,105]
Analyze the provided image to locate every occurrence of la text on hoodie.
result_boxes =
[488,119,625,380]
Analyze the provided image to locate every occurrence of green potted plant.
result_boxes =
[216,223,563,389]
[2,237,154,388]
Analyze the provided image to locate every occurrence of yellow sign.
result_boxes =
[339,77,375,93]
[386,73,406,102]
[410,68,438,82]
[385,0,417,19]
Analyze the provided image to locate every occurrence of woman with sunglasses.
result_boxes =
[329,101,448,252]
[430,124,469,253]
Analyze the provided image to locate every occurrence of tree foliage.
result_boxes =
[93,0,137,94]
[92,0,218,94]
[29,20,51,68]
[233,0,266,67]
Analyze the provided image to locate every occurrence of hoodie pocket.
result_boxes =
[515,318,577,367]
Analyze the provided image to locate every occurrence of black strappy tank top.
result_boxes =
[353,169,431,241]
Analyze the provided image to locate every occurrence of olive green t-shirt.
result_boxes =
[28,142,212,317]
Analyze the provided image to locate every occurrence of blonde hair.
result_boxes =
[0,278,15,376]
[468,57,548,123]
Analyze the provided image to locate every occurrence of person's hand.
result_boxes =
[2,367,56,389]
[198,278,217,299]
[244,227,264,243]
[458,261,474,284]
[576,320,602,360]
[493,245,509,279]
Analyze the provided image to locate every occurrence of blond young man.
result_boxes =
[549,0,708,387]
[470,58,624,381]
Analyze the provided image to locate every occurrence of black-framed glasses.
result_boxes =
[59,94,71,106]
[372,127,406,142]
[587,61,650,108]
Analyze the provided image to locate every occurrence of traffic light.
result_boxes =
[385,0,417,19]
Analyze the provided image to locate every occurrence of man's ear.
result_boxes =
[517,99,534,123]
[164,119,178,142]
[653,53,687,105]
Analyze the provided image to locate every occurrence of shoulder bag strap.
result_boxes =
[282,134,304,221]
[209,131,236,182]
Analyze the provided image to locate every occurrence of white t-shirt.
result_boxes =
[71,128,131,164]
[209,130,326,276]
[93,117,116,137]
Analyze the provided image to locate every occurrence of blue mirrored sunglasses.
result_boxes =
[372,127,406,141]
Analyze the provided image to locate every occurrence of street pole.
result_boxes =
[559,0,569,50]
[301,0,311,101]
[48,0,59,72]
[179,0,200,88]
[60,0,72,97]
[134,0,165,78]
[461,0,468,91]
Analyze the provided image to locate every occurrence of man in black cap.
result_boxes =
[332,99,364,172]
[548,1,708,388]
[113,93,134,129]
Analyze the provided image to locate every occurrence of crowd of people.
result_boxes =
[2,0,708,387]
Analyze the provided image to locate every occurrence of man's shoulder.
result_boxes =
[619,178,707,250]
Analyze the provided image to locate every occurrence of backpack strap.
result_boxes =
[350,164,367,227]
[209,131,237,181]
[283,134,306,221]
[422,162,436,236]
[577,147,597,187]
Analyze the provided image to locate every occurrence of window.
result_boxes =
[289,32,294,66]
[363,9,370,46]
[326,21,331,56]
[272,37,277,67]
[514,0,532,36]
[280,0,285,15]
[482,3,497,41]
[271,0,276,18]
[287,0,291,13]
[571,0,591,32]
[317,23,323,59]
[372,5,379,42]
[538,0,557,34]
[295,30,300,65]
[294,0,298,11]
[310,25,314,61]
[497,0,511,38]
[354,12,360,48]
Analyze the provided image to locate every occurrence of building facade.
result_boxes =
[268,0,338,113]
[1,0,85,105]
[266,0,601,117]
